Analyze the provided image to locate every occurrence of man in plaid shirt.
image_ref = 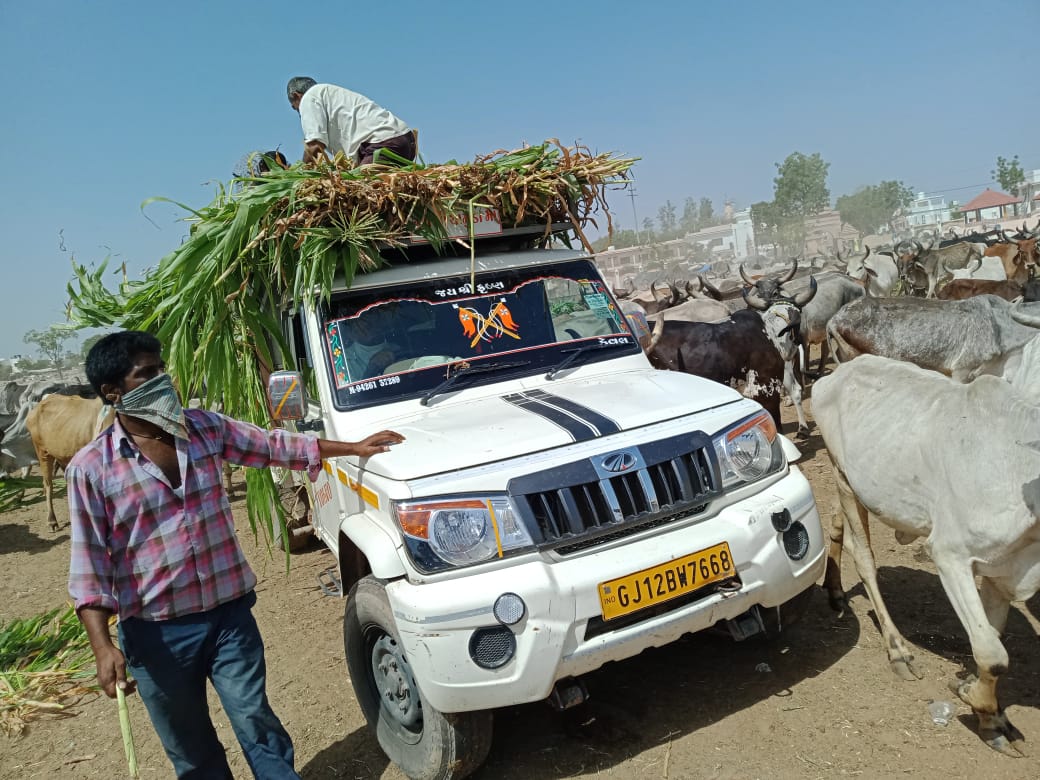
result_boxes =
[67,330,403,779]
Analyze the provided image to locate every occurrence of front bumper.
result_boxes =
[386,467,823,713]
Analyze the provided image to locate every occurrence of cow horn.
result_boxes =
[967,255,982,274]
[697,274,722,300]
[1009,302,1040,330]
[648,313,666,352]
[650,280,662,299]
[941,259,953,276]
[912,239,923,256]
[742,285,770,311]
[780,258,799,283]
[739,263,754,284]
[1001,229,1013,243]
[792,276,818,308]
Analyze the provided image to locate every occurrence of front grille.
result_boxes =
[510,433,719,554]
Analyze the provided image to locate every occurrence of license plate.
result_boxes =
[598,542,735,621]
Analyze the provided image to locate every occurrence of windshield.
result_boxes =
[319,258,640,409]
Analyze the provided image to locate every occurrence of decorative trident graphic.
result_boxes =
[454,299,520,348]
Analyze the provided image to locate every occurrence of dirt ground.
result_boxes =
[3,400,1040,780]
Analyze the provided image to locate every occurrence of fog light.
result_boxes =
[782,521,810,560]
[493,593,526,625]
[771,508,792,532]
[469,627,516,669]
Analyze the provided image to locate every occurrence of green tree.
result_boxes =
[750,200,782,258]
[992,154,1025,196]
[771,151,831,253]
[698,197,714,229]
[80,332,105,360]
[642,217,656,242]
[0,362,13,381]
[23,325,76,379]
[774,152,830,218]
[836,180,914,235]
[680,197,699,233]
[657,200,677,236]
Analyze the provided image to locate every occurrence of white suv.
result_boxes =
[269,235,824,780]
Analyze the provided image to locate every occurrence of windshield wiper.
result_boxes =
[421,360,531,406]
[545,342,626,380]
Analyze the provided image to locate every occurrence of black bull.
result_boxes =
[646,309,784,428]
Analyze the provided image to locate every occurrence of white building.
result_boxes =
[684,209,756,260]
[904,192,951,228]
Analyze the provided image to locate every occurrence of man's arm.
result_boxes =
[303,140,328,163]
[318,430,404,458]
[78,606,136,699]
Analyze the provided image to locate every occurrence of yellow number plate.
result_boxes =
[598,542,735,621]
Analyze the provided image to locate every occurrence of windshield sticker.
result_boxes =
[326,322,350,386]
[434,281,505,299]
[455,299,521,348]
[583,292,617,319]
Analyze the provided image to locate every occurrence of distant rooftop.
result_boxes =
[959,188,1033,212]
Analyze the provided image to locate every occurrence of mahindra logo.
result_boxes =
[601,452,637,473]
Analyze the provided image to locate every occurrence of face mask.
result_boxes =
[115,373,187,440]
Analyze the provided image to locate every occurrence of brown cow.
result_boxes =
[936,278,1024,302]
[26,395,113,531]
[983,230,1039,285]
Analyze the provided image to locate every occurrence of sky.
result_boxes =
[2,0,1037,358]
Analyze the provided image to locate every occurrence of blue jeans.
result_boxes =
[118,592,300,780]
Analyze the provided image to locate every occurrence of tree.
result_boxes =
[770,151,831,254]
[992,155,1025,196]
[698,197,714,229]
[836,180,914,236]
[750,200,782,258]
[773,152,830,218]
[680,197,699,234]
[642,217,656,242]
[657,200,677,236]
[0,362,13,381]
[23,326,76,379]
[80,332,105,360]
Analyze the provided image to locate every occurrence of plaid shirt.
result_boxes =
[67,409,322,621]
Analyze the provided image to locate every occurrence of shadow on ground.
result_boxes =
[0,521,68,555]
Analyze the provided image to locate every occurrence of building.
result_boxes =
[802,210,861,256]
[957,188,1038,224]
[684,210,756,261]
[904,192,952,228]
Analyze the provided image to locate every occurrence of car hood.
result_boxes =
[353,369,741,481]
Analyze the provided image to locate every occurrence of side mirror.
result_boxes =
[267,370,307,421]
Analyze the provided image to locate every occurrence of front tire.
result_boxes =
[344,577,493,780]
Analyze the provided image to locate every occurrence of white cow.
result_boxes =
[812,304,1040,755]
[844,247,898,297]
[940,255,1007,282]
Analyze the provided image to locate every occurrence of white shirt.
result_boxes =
[299,84,410,163]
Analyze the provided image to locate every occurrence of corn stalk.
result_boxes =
[65,141,636,553]
[0,605,98,735]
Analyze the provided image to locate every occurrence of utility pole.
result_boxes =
[627,187,642,246]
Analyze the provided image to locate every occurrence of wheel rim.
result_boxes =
[370,633,423,735]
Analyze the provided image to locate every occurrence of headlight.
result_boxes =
[712,411,785,490]
[395,496,534,571]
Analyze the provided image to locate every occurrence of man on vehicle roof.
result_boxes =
[286,76,417,167]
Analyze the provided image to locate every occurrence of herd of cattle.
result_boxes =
[615,219,1040,757]
[3,221,1040,757]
